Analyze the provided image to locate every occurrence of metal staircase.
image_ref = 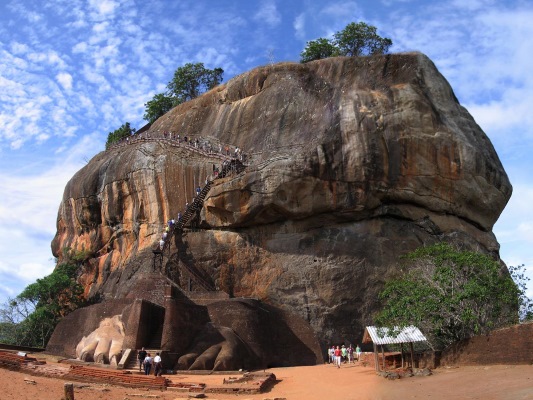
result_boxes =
[151,156,245,290]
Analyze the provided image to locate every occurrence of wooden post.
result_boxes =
[381,345,386,371]
[400,343,404,369]
[64,383,74,400]
[409,342,415,369]
[373,343,379,372]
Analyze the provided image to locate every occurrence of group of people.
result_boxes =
[159,218,176,251]
[160,132,246,161]
[137,347,163,376]
[108,128,247,163]
[157,181,208,252]
[328,344,362,368]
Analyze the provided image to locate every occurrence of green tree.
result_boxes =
[375,243,521,350]
[143,93,178,124]
[105,122,136,149]
[300,21,392,63]
[333,22,392,57]
[167,63,224,104]
[0,248,87,347]
[300,38,340,63]
[508,263,533,321]
[142,63,224,123]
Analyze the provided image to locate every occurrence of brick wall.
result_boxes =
[440,322,533,366]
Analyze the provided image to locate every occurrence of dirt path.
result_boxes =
[3,362,533,400]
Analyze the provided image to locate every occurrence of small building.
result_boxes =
[363,326,427,371]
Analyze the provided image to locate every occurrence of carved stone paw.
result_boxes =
[75,315,125,365]
[177,322,256,371]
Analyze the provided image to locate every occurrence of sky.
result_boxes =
[1,0,532,305]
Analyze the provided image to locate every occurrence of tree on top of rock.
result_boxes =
[143,63,224,124]
[300,21,392,63]
[334,22,392,57]
[105,122,136,149]
[300,38,340,63]
[168,62,224,103]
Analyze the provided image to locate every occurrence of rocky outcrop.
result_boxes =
[51,52,511,361]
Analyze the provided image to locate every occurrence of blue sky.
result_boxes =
[1,0,532,305]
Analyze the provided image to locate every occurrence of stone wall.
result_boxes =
[440,322,533,366]
[46,299,134,358]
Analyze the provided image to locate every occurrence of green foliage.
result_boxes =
[0,248,87,348]
[142,62,224,123]
[105,122,136,149]
[143,93,178,124]
[300,21,392,63]
[167,62,224,103]
[333,22,392,57]
[508,263,533,321]
[375,243,521,350]
[300,38,340,63]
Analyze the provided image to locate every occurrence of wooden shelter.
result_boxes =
[363,326,427,371]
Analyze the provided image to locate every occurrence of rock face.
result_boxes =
[51,53,511,364]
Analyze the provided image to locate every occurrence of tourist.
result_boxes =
[347,345,354,364]
[196,186,201,197]
[143,353,153,375]
[153,352,162,376]
[334,346,342,368]
[328,346,335,364]
[341,344,347,363]
[159,238,165,251]
[356,344,362,361]
[137,347,147,372]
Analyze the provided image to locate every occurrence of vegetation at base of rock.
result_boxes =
[143,62,224,124]
[0,248,87,348]
[105,122,136,149]
[375,243,529,350]
[508,263,533,321]
[300,21,392,63]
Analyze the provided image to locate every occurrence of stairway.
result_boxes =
[151,155,246,289]
[180,261,216,291]
[124,350,140,371]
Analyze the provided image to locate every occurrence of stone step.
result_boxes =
[66,365,167,389]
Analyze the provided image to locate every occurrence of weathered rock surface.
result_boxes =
[51,52,511,365]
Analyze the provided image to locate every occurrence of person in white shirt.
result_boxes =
[153,352,162,376]
[143,353,153,375]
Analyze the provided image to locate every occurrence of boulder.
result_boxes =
[50,53,511,367]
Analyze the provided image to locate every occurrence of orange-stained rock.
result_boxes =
[51,53,511,346]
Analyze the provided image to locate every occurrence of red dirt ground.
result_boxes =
[3,356,533,400]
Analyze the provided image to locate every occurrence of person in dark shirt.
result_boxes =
[137,347,147,372]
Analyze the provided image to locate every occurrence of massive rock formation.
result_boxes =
[49,52,511,368]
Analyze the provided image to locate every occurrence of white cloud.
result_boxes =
[10,42,29,55]
[88,0,118,19]
[320,1,360,19]
[72,41,88,54]
[56,72,73,90]
[254,0,281,27]
[294,13,305,40]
